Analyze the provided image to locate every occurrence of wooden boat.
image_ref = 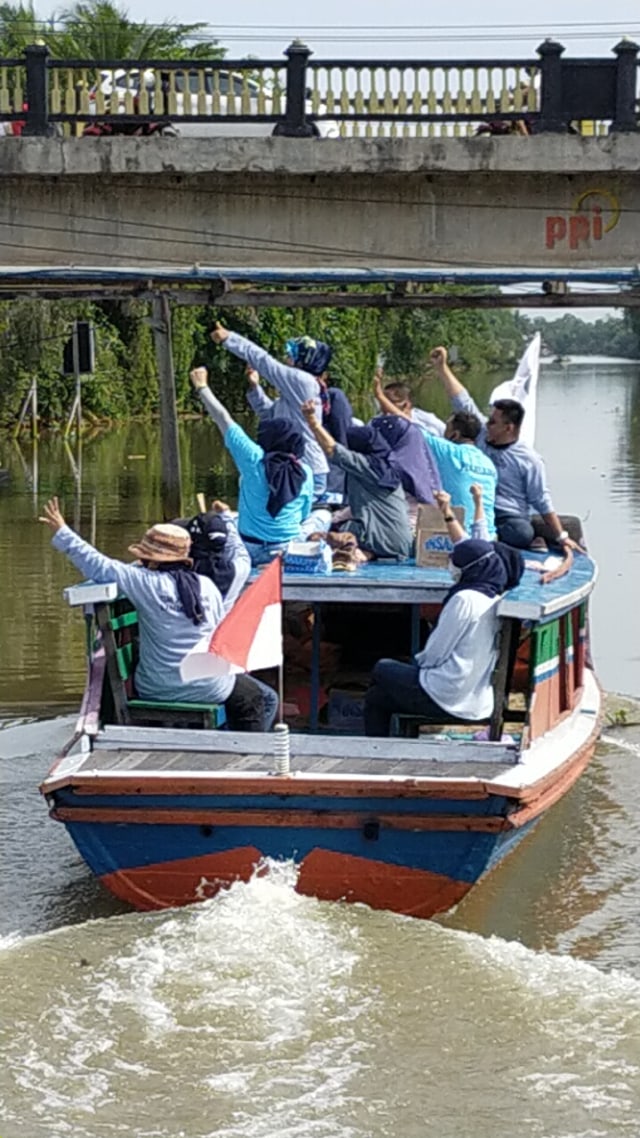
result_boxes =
[40,336,601,919]
[41,547,600,919]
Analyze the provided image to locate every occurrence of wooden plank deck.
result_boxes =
[73,744,513,782]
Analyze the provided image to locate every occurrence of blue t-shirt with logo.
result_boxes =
[423,434,498,538]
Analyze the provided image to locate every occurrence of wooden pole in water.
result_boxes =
[151,292,182,520]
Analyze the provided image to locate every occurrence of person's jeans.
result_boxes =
[312,472,328,500]
[495,514,535,549]
[242,509,332,567]
[242,537,288,567]
[364,659,451,737]
[225,673,278,732]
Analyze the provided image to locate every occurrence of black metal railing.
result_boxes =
[0,38,637,138]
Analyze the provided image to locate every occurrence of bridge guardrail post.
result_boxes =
[537,39,566,132]
[273,40,316,137]
[611,39,639,132]
[23,43,50,136]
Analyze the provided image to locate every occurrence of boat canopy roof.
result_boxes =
[265,549,597,623]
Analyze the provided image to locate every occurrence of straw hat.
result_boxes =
[128,523,192,565]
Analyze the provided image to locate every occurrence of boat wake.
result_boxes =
[2,863,640,1136]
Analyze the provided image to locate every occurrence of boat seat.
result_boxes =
[95,600,225,730]
[390,713,489,739]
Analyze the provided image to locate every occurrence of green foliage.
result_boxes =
[0,292,543,429]
[0,0,224,58]
[522,313,640,360]
[380,301,524,378]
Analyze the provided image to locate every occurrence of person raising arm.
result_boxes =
[429,345,580,555]
[301,399,413,561]
[191,367,329,566]
[38,497,277,731]
[210,322,329,494]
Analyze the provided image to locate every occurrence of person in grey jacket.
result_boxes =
[210,322,329,495]
[39,497,277,732]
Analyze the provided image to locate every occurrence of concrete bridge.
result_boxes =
[0,133,638,272]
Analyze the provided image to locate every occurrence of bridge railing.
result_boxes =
[0,38,637,138]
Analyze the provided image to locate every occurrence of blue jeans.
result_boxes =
[241,509,332,567]
[364,659,451,737]
[495,514,535,549]
[312,472,328,501]
[225,673,278,732]
[242,537,288,567]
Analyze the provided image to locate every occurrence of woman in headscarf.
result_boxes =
[301,402,413,561]
[210,322,334,498]
[191,367,331,566]
[285,338,355,449]
[370,413,442,525]
[39,498,278,732]
[175,504,250,611]
[364,523,522,736]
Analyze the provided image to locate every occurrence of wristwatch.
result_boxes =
[556,529,569,543]
[443,514,455,522]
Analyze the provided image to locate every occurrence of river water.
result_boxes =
[1,358,639,1137]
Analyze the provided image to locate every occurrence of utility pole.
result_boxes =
[151,293,182,520]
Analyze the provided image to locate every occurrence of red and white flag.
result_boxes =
[180,556,282,681]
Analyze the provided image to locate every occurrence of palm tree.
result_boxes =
[0,0,224,59]
[53,0,223,59]
[0,2,46,54]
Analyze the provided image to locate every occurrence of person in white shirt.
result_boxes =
[364,531,519,736]
[378,379,446,437]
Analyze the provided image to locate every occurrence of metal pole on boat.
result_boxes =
[151,292,182,521]
[278,661,284,725]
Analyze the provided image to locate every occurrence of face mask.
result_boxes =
[448,560,462,583]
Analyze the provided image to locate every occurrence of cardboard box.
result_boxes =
[327,687,367,734]
[415,504,465,568]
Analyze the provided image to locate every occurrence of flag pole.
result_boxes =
[277,553,284,724]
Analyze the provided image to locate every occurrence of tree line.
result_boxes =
[0,295,527,428]
[522,312,640,360]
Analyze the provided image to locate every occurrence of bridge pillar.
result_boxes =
[23,44,50,137]
[612,39,640,132]
[537,39,566,133]
[272,41,316,138]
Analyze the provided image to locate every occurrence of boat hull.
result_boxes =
[54,790,544,917]
[43,671,602,920]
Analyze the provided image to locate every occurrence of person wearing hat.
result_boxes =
[190,368,331,566]
[39,497,277,732]
[210,322,336,498]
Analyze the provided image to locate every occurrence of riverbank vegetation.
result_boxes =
[0,296,528,429]
[522,312,640,360]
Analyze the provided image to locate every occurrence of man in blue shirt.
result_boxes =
[429,346,580,552]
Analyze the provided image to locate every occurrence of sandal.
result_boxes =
[332,549,358,572]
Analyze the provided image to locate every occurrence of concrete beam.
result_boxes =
[0,136,637,270]
[0,136,638,177]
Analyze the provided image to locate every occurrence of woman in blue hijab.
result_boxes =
[371,414,442,506]
[191,368,331,565]
[365,536,517,735]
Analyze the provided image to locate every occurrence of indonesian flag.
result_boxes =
[180,556,282,680]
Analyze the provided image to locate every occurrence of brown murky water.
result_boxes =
[1,359,639,1138]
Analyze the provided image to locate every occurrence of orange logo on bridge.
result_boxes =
[545,189,620,250]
